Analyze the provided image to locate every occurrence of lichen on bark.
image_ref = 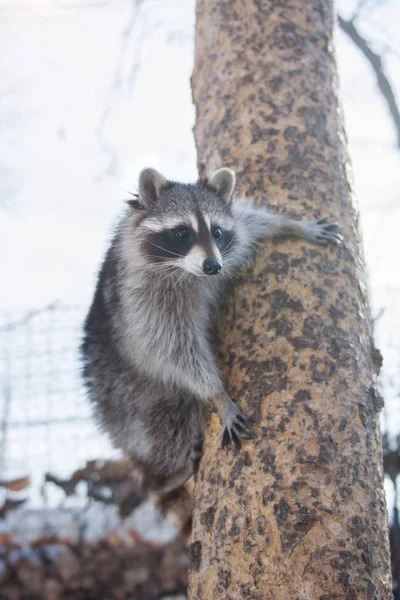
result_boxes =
[189,1,392,598]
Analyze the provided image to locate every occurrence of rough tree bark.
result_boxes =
[189,1,392,599]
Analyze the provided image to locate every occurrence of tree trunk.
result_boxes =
[189,1,392,599]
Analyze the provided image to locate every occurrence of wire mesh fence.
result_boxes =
[0,304,188,599]
[0,302,118,509]
[0,299,175,541]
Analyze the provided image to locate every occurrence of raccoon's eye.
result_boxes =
[175,227,189,240]
[213,227,223,240]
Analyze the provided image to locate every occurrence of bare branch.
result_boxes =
[373,306,386,324]
[338,14,400,149]
[95,0,143,180]
[351,0,369,21]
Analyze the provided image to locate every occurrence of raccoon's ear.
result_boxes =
[209,168,236,205]
[137,168,168,209]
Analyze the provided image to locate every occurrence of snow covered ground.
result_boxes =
[0,0,399,527]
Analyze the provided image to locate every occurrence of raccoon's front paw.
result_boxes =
[303,217,343,245]
[221,404,255,450]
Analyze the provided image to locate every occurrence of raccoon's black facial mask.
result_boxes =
[141,213,236,276]
[145,227,196,262]
[211,226,235,255]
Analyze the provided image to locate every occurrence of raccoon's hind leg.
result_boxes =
[148,439,203,538]
[150,462,193,495]
[148,437,204,495]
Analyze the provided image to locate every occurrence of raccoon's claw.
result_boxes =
[302,218,343,246]
[221,413,256,451]
[222,426,241,450]
[315,219,343,245]
[233,417,256,439]
[190,437,204,476]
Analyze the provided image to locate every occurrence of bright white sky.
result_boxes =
[0,0,399,508]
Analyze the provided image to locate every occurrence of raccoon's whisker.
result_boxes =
[158,266,181,277]
[186,266,208,278]
[221,257,238,275]
[154,255,183,263]
[159,270,180,284]
[222,248,235,258]
[221,259,240,276]
[149,262,178,270]
[171,269,188,290]
[147,264,178,273]
[145,263,182,283]
[148,257,177,264]
[147,240,184,258]
[220,265,237,279]
[222,236,236,255]
[154,264,179,273]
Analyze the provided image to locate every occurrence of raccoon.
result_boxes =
[81,167,341,515]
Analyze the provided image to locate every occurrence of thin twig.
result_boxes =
[351,0,369,21]
[338,14,400,149]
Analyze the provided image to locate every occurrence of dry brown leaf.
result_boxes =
[0,532,13,544]
[0,498,27,519]
[0,476,30,492]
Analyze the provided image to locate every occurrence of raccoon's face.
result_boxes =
[129,168,237,277]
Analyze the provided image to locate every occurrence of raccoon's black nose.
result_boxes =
[203,258,222,275]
